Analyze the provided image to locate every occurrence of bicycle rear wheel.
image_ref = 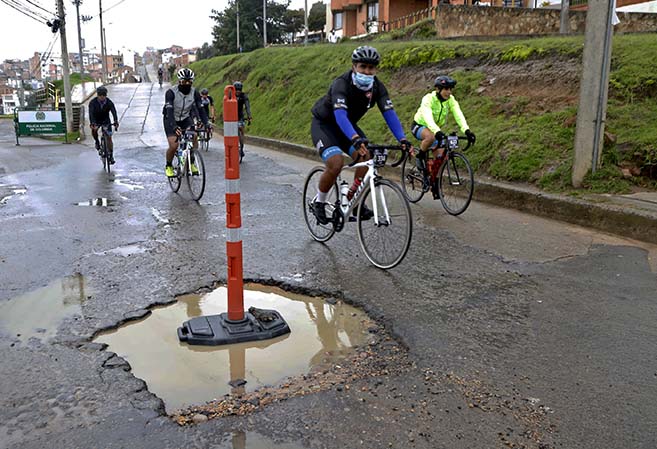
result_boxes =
[302,166,338,243]
[168,155,182,193]
[400,152,425,203]
[357,179,412,269]
[438,151,474,216]
[187,149,206,201]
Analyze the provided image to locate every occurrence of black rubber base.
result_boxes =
[177,309,290,346]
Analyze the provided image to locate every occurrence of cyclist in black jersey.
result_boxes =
[199,88,215,123]
[89,86,119,164]
[163,68,210,177]
[310,45,413,224]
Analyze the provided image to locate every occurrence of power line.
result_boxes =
[103,0,127,13]
[24,0,55,15]
[5,0,51,21]
[0,0,48,23]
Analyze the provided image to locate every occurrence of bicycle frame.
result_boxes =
[177,130,196,174]
[333,149,393,227]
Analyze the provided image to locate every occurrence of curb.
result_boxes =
[221,130,657,245]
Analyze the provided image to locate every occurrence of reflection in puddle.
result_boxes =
[96,284,373,412]
[0,274,89,341]
[75,198,115,207]
[216,431,305,449]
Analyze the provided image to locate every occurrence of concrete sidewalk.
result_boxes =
[232,132,657,245]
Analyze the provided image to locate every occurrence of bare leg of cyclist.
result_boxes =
[166,136,178,165]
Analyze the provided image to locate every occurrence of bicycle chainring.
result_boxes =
[332,207,345,232]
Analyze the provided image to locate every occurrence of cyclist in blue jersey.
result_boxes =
[310,46,412,224]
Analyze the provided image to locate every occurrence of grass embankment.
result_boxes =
[192,33,657,193]
[53,73,94,92]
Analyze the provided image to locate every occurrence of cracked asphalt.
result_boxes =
[0,77,656,449]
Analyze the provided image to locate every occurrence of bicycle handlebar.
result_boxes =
[347,144,409,168]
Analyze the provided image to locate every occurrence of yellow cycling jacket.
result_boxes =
[413,91,469,134]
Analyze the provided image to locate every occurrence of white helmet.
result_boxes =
[176,68,194,81]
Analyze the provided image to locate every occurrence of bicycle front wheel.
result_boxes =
[302,166,337,243]
[168,155,182,193]
[400,152,425,203]
[102,137,111,174]
[438,152,474,216]
[187,149,206,201]
[239,133,244,164]
[357,179,412,269]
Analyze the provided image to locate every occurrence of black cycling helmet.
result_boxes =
[434,75,457,89]
[177,68,195,81]
[200,88,209,95]
[233,81,243,91]
[96,86,108,96]
[351,46,380,66]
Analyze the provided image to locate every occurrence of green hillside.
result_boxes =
[191,33,657,193]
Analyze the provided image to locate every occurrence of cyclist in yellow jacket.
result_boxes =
[411,75,475,184]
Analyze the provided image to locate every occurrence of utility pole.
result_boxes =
[572,0,615,187]
[57,0,74,133]
[304,0,308,45]
[263,0,267,47]
[99,0,107,83]
[236,0,240,53]
[73,0,85,74]
[560,0,570,34]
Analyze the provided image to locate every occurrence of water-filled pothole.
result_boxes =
[213,430,305,449]
[95,284,378,413]
[0,274,90,342]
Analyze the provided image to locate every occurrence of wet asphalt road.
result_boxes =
[0,80,656,449]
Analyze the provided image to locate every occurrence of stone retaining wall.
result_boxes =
[435,5,657,38]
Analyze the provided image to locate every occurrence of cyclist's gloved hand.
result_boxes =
[113,122,119,131]
[352,136,369,158]
[465,129,476,145]
[399,138,412,153]
[434,131,446,146]
[174,127,182,137]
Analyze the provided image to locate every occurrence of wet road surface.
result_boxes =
[0,79,656,449]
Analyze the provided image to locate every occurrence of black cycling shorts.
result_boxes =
[310,117,365,161]
[163,117,194,137]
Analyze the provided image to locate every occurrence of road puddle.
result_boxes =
[214,431,305,449]
[113,178,144,190]
[95,243,147,257]
[95,284,374,412]
[0,274,89,342]
[75,198,115,207]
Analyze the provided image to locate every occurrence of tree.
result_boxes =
[197,42,219,61]
[210,0,295,55]
[284,8,305,43]
[308,1,326,32]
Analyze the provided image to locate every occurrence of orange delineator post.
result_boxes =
[223,85,244,322]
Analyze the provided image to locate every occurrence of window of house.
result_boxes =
[334,12,343,30]
[367,2,379,21]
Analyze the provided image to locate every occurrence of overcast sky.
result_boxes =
[1,0,314,62]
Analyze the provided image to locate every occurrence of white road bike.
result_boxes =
[302,145,412,269]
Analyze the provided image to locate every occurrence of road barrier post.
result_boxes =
[176,85,290,346]
[223,85,244,322]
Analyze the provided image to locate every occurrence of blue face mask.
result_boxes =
[352,72,374,91]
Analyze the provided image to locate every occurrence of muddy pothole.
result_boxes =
[0,274,90,342]
[94,283,411,419]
